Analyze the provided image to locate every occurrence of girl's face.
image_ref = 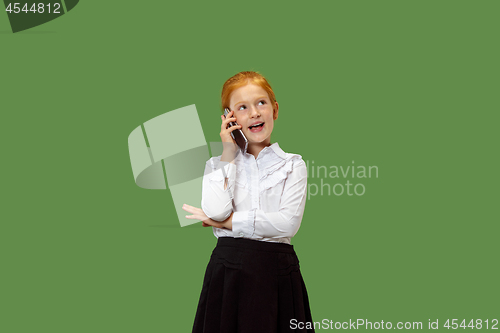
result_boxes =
[229,83,278,145]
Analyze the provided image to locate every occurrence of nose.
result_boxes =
[249,105,260,118]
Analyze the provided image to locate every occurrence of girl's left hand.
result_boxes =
[182,204,233,230]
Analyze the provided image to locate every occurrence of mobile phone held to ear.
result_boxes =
[224,108,248,153]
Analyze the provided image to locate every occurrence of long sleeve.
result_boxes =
[231,159,307,239]
[201,158,236,222]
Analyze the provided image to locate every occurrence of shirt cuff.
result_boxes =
[232,210,255,238]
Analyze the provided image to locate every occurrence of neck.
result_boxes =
[247,140,272,159]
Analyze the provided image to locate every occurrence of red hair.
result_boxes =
[221,71,277,114]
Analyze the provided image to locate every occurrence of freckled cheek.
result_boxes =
[237,116,248,127]
[259,105,273,114]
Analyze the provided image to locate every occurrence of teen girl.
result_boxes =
[183,71,314,333]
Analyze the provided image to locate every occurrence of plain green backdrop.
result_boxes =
[1,1,498,332]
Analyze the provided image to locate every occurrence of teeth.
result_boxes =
[250,123,263,128]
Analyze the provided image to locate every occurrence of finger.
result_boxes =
[186,214,204,221]
[227,124,243,131]
[183,204,201,210]
[184,210,208,221]
[182,204,202,214]
[222,121,242,132]
[222,118,238,129]
[222,112,236,122]
[182,205,195,213]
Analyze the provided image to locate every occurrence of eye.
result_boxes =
[238,105,247,111]
[258,100,266,105]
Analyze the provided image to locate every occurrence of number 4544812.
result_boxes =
[444,319,498,329]
[5,3,61,14]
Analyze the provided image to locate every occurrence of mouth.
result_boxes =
[248,122,265,133]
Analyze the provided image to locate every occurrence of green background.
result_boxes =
[1,1,498,332]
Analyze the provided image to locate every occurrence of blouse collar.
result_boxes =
[262,142,286,160]
[242,142,286,161]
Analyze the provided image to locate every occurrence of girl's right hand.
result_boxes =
[220,109,242,154]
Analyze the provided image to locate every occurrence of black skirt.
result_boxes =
[192,237,315,333]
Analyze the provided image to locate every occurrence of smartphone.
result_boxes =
[224,108,248,153]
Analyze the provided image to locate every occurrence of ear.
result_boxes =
[273,102,279,120]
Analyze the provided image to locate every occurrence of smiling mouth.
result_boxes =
[249,122,265,129]
[248,122,265,133]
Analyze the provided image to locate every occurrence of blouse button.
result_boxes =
[239,232,244,237]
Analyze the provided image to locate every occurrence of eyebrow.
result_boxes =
[234,96,269,105]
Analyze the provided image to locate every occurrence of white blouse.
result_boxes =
[201,142,308,244]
